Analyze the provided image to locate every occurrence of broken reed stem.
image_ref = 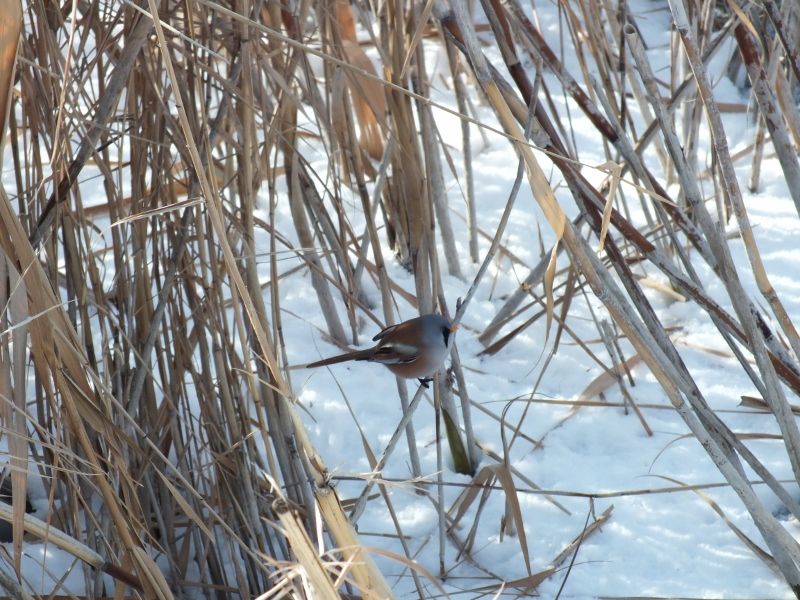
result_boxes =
[449,344,480,468]
[415,34,462,280]
[444,40,479,264]
[434,379,447,577]
[349,383,429,524]
[598,319,652,437]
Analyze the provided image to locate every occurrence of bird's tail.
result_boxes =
[306,348,374,369]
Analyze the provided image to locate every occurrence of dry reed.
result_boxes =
[2,0,800,598]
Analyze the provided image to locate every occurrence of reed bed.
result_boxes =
[1,0,800,597]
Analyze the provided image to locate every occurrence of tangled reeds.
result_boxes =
[2,0,800,597]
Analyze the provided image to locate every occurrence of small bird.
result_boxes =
[306,314,457,386]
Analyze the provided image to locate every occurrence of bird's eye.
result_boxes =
[441,327,451,346]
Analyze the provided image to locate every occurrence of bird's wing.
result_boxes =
[372,323,400,342]
[369,343,419,364]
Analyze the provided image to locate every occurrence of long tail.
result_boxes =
[306,348,374,369]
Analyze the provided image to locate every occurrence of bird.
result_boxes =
[306,314,457,386]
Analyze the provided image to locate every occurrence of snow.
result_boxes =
[2,0,799,598]
[287,3,799,598]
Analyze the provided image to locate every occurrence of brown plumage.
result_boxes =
[306,314,456,383]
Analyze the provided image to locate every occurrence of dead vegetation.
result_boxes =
[1,0,800,598]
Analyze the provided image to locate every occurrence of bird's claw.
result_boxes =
[418,377,432,388]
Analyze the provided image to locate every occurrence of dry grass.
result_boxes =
[2,0,800,598]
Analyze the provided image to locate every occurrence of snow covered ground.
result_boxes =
[3,0,800,598]
[287,3,800,599]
